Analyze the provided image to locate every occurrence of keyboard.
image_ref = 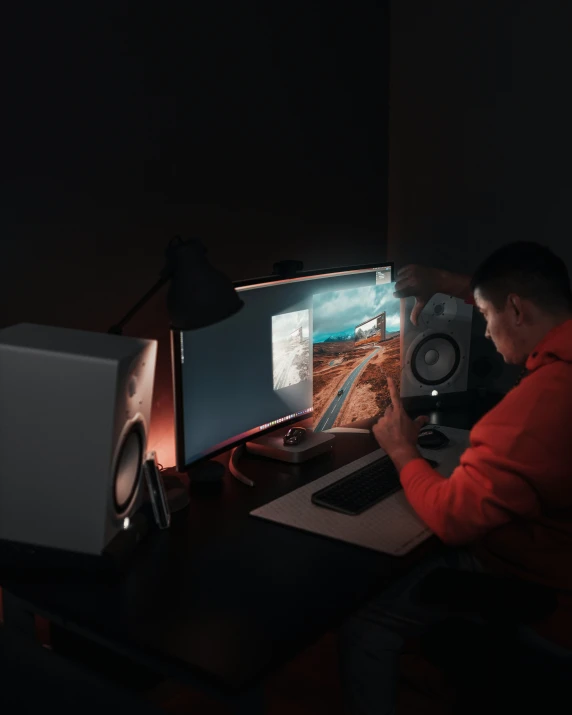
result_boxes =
[311,455,438,516]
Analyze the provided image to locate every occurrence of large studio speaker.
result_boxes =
[401,296,521,405]
[400,294,473,403]
[0,324,157,555]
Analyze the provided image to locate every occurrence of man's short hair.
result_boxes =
[470,241,572,313]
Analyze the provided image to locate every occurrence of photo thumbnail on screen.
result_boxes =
[354,313,386,347]
[312,283,400,432]
[272,309,311,390]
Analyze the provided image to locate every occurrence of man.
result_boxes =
[339,241,572,715]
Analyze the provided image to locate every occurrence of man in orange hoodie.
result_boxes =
[339,242,572,715]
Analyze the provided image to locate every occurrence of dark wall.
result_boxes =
[2,2,389,466]
[389,1,572,273]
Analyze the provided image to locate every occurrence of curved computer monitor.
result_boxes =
[172,262,397,472]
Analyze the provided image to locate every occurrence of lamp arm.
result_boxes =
[108,274,171,335]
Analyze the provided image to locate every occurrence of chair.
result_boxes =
[416,569,571,713]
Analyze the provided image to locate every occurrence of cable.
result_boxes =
[228,445,255,487]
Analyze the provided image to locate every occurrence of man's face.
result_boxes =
[473,289,525,364]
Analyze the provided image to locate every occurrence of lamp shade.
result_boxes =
[164,237,244,330]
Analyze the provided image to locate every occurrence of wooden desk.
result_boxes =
[0,394,499,713]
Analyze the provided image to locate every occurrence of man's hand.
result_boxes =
[372,377,429,471]
[393,265,472,326]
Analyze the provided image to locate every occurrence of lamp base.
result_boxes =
[187,459,225,486]
[162,474,191,512]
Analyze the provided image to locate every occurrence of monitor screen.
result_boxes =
[172,263,398,470]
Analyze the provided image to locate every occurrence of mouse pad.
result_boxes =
[250,426,470,556]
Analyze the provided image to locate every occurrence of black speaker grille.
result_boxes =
[411,333,461,386]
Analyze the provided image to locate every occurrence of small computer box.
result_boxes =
[246,429,335,463]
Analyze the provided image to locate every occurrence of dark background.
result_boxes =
[389,1,572,273]
[4,1,572,467]
[2,1,390,466]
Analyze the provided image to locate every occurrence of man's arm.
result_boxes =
[393,266,473,325]
[398,418,544,546]
[441,269,473,302]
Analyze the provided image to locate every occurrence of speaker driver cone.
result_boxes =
[411,333,461,386]
[114,427,143,513]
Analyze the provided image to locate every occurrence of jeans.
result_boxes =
[338,547,484,715]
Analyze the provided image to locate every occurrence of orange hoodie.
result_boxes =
[400,318,572,647]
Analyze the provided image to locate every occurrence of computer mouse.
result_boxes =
[283,427,307,446]
[417,428,450,449]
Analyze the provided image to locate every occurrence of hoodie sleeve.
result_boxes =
[400,422,541,546]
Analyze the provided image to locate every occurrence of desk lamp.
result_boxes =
[109,236,243,335]
[108,235,243,483]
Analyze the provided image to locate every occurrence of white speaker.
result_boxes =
[400,294,473,400]
[0,323,157,555]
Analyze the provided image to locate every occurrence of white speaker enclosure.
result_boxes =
[0,323,157,555]
[400,294,473,402]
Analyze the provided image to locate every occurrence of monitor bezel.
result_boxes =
[171,261,395,472]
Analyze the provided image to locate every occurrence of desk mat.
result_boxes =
[250,426,470,556]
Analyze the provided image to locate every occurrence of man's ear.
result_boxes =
[508,293,524,324]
